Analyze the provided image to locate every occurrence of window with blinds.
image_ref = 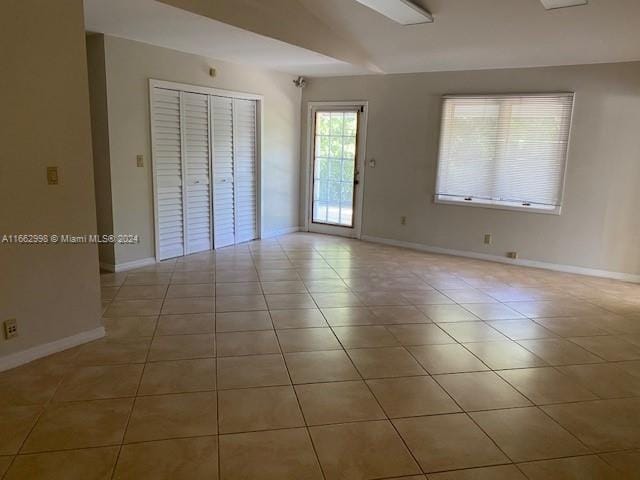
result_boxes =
[435,93,574,214]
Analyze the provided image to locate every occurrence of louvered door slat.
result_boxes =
[151,87,184,260]
[233,98,258,244]
[212,96,236,248]
[183,92,212,254]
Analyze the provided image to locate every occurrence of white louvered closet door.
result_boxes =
[152,84,259,258]
[182,92,212,254]
[233,99,258,243]
[212,96,236,248]
[151,87,184,260]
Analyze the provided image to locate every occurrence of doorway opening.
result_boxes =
[306,102,368,238]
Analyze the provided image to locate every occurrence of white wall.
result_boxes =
[301,62,640,277]
[91,35,302,267]
[0,0,103,367]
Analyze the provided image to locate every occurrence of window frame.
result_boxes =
[434,92,575,216]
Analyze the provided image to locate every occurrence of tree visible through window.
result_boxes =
[312,111,358,226]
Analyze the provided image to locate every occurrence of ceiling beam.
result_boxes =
[156,0,382,73]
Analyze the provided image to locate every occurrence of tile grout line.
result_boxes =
[275,238,330,480]
[101,269,130,479]
[213,261,221,480]
[6,233,640,477]
[304,257,430,476]
[109,262,173,480]
[5,269,131,477]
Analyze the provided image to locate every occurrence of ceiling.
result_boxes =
[85,0,640,77]
[299,0,640,74]
[83,0,370,76]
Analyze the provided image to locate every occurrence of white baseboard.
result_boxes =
[100,257,157,273]
[261,226,301,239]
[0,326,105,372]
[361,234,640,284]
[99,262,115,272]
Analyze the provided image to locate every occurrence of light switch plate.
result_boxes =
[47,166,59,185]
[136,155,144,167]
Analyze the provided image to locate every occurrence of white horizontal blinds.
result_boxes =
[151,87,184,260]
[437,94,573,208]
[212,95,236,248]
[183,92,212,254]
[233,98,258,243]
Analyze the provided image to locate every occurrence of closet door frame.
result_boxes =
[149,79,263,261]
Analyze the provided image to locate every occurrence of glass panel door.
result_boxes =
[312,111,358,227]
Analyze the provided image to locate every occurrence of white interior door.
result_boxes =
[308,105,367,238]
[233,98,258,244]
[212,96,236,248]
[182,92,212,254]
[151,87,184,260]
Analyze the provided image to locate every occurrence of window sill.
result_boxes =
[434,195,562,215]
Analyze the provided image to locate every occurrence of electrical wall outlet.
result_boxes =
[136,154,144,167]
[507,251,518,259]
[484,234,492,245]
[400,216,407,225]
[3,319,17,340]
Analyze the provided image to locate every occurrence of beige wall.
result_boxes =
[301,62,640,276]
[86,33,115,266]
[92,35,301,266]
[0,0,102,363]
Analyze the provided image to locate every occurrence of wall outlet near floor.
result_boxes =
[507,251,518,259]
[136,154,144,167]
[3,318,18,340]
[400,216,407,225]
[484,233,492,245]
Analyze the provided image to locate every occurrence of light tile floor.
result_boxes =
[2,232,640,479]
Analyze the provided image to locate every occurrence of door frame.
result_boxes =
[304,101,368,239]
[149,79,263,261]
